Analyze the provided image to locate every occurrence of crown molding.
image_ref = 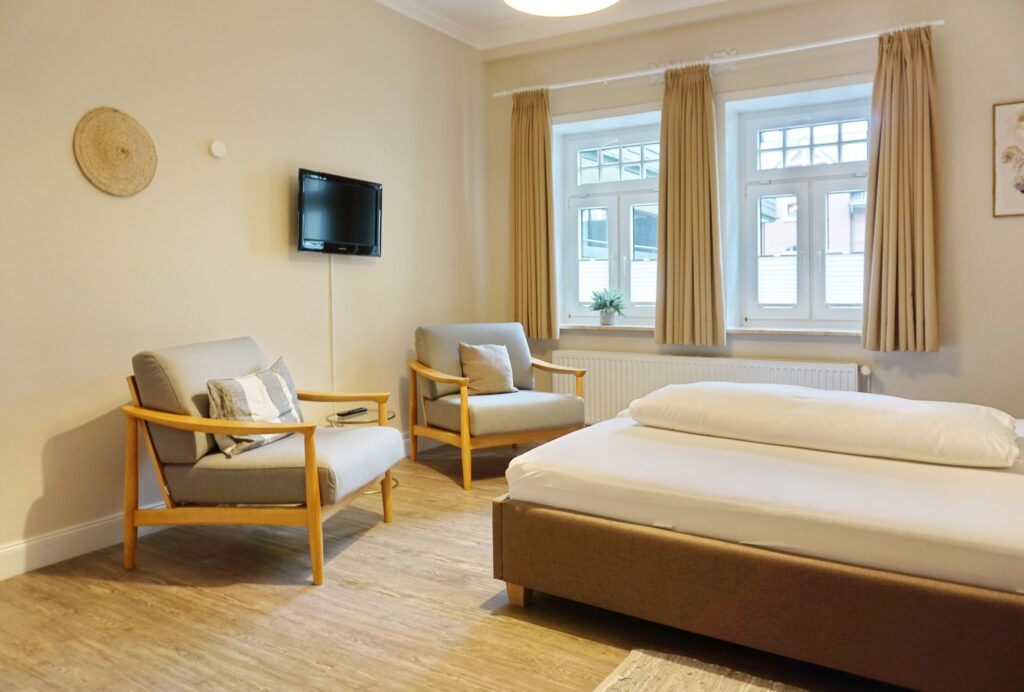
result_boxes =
[374,0,802,53]
[375,0,484,49]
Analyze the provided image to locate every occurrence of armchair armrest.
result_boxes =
[297,391,389,404]
[530,357,586,399]
[121,405,317,437]
[407,359,469,386]
[531,357,587,377]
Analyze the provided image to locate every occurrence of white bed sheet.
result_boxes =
[506,417,1024,594]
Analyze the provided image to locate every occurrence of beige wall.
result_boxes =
[484,0,1024,415]
[0,0,485,549]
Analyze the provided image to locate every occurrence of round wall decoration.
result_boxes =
[73,107,157,196]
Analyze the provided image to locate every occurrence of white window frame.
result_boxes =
[738,99,869,330]
[560,123,661,324]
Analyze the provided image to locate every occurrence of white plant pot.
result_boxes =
[600,310,615,326]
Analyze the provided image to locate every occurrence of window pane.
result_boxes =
[631,203,658,303]
[757,194,798,306]
[785,147,810,167]
[812,145,838,165]
[785,127,810,147]
[825,254,863,306]
[579,167,599,185]
[643,162,659,179]
[579,149,599,166]
[759,150,784,170]
[825,189,866,307]
[600,165,620,182]
[759,129,783,149]
[621,145,641,162]
[622,163,641,180]
[601,148,620,165]
[643,143,659,160]
[841,120,868,141]
[813,123,839,144]
[578,207,608,259]
[841,142,867,162]
[578,260,609,304]
[631,204,658,260]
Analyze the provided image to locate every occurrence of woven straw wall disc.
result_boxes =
[73,107,157,196]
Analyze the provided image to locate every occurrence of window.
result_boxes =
[739,99,869,329]
[558,118,660,323]
[756,118,869,170]
[577,142,660,185]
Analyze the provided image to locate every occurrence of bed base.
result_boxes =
[493,496,1024,692]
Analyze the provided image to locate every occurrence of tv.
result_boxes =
[297,168,382,256]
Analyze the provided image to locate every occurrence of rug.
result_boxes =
[594,649,806,691]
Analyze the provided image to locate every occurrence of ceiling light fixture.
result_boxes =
[503,0,621,18]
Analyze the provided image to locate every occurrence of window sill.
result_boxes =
[728,327,861,338]
[560,323,654,333]
[559,324,862,338]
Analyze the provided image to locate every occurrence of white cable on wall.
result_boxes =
[327,256,337,412]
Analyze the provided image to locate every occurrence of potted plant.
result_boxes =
[590,288,625,326]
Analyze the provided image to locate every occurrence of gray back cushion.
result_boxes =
[132,337,268,465]
[415,323,533,399]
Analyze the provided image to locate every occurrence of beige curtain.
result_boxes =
[510,89,558,340]
[655,65,726,346]
[862,27,939,352]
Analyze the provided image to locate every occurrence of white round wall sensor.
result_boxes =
[209,140,227,158]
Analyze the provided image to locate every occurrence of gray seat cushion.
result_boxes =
[163,425,404,505]
[423,390,583,437]
[415,323,534,399]
[132,337,269,465]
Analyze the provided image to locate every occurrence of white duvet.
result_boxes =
[506,416,1024,593]
[628,382,1020,468]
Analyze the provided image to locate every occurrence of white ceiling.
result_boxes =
[374,0,739,50]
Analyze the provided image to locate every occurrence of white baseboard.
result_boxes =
[402,430,442,456]
[0,502,165,583]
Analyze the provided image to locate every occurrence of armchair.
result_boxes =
[123,337,403,585]
[408,323,586,490]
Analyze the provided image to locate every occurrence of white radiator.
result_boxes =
[552,350,863,424]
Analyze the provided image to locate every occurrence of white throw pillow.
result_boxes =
[628,382,1020,468]
[207,357,304,457]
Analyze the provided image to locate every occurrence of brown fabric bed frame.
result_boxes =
[493,496,1024,692]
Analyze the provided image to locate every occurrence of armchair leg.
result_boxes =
[304,433,324,585]
[459,384,471,491]
[461,444,472,491]
[123,419,138,570]
[308,516,324,586]
[408,366,418,462]
[381,469,394,522]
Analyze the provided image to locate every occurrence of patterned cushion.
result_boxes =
[207,357,304,457]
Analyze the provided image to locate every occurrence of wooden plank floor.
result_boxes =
[0,446,896,691]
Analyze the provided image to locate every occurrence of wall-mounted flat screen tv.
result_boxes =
[297,168,382,256]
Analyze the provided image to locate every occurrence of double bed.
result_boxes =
[492,388,1024,691]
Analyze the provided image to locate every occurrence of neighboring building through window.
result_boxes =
[737,96,870,329]
[556,114,660,324]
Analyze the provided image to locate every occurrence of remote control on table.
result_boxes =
[338,407,368,417]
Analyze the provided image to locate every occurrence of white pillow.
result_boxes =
[628,382,1020,468]
[207,357,304,457]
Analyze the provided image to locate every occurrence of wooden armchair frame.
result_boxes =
[122,377,394,585]
[407,358,585,490]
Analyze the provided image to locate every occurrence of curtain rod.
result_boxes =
[491,19,944,98]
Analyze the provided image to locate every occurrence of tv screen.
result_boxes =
[298,168,382,256]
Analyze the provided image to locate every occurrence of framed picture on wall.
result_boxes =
[994,99,1024,217]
